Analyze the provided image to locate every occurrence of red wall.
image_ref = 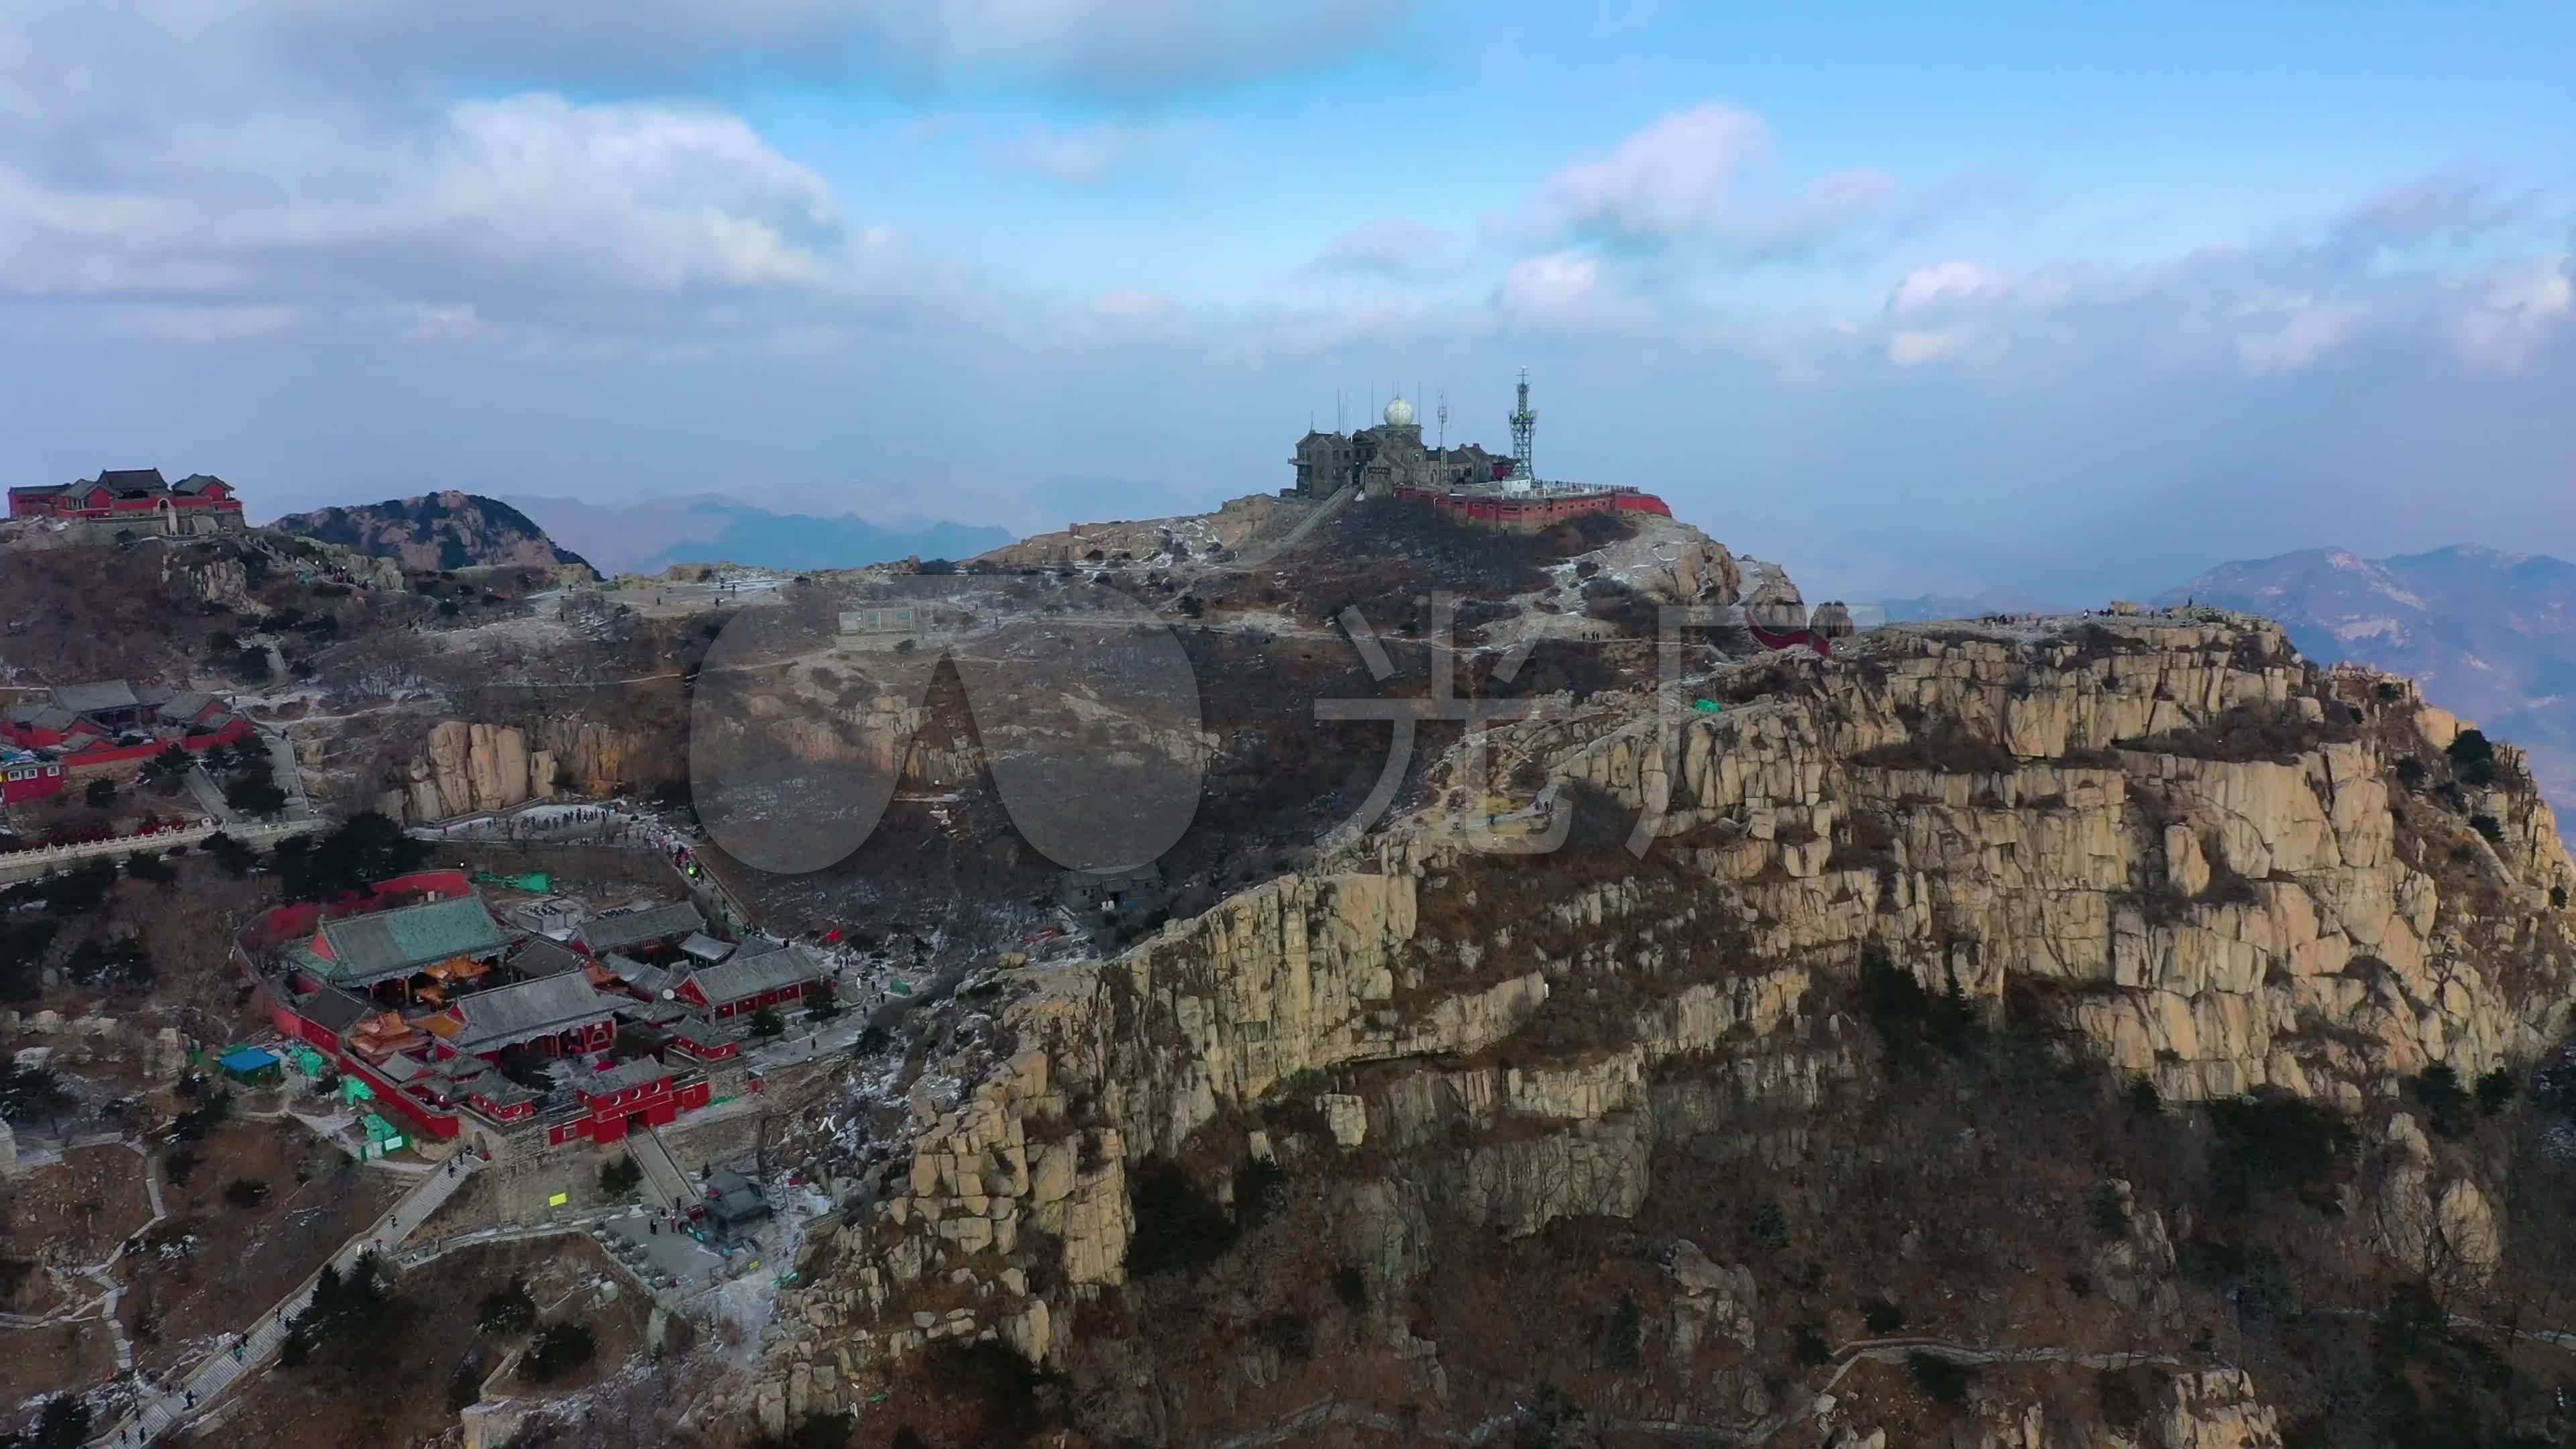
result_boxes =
[2,765,64,804]
[1389,486,1672,529]
[7,492,242,521]
[338,1054,462,1140]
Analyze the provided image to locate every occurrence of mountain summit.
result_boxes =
[270,492,594,576]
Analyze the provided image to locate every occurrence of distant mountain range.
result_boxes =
[271,492,594,575]
[1877,586,2072,622]
[2159,544,2576,812]
[503,494,1014,576]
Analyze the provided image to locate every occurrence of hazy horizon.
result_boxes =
[6,1,2571,604]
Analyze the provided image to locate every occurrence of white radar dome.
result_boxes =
[1383,396,1416,427]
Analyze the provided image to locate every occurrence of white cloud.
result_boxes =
[2449,256,2573,373]
[1886,329,1971,366]
[1889,260,2006,313]
[1541,103,1770,240]
[1307,219,1458,282]
[0,92,946,335]
[1495,250,1605,321]
[1533,101,1893,256]
[2234,299,2367,375]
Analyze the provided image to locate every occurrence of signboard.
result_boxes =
[547,1191,570,1208]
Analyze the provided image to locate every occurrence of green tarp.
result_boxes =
[472,871,553,892]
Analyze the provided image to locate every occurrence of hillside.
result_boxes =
[270,492,596,576]
[15,488,2576,1448]
[502,494,1012,576]
[2160,544,2576,813]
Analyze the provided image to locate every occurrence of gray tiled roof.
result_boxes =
[577,902,706,954]
[5,704,77,733]
[584,1058,670,1095]
[686,942,825,1005]
[52,680,139,714]
[678,932,735,963]
[604,953,680,998]
[289,986,377,1034]
[315,893,513,985]
[96,469,168,493]
[509,936,589,979]
[447,973,617,1053]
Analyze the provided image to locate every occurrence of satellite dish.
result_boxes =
[661,988,676,1000]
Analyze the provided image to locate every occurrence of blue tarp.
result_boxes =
[217,1046,280,1073]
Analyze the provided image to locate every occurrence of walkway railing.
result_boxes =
[91,1152,484,1446]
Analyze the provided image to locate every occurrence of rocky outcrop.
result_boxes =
[376,716,657,822]
[273,491,594,577]
[754,606,2576,1423]
[2364,1111,2502,1287]
[974,493,1297,570]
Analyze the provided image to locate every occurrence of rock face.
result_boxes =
[755,607,2576,1429]
[377,716,654,821]
[2365,1112,2502,1286]
[974,493,1297,570]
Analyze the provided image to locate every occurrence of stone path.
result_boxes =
[90,1153,483,1446]
[625,1124,695,1213]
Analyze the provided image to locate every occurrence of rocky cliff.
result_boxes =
[734,605,2576,1443]
[272,491,595,577]
[372,716,667,822]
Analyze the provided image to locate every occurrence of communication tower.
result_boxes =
[1506,367,1538,494]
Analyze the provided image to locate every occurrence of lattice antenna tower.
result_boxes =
[1509,366,1537,485]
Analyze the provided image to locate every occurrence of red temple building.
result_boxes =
[7,468,246,533]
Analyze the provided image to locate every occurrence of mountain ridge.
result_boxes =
[502,494,1012,576]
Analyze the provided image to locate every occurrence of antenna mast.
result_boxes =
[1508,366,1537,492]
[1436,390,1449,482]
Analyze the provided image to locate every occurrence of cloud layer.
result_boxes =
[1,5,2572,608]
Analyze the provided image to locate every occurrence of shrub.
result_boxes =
[1332,1265,1368,1313]
[2447,729,2497,786]
[1907,1352,1976,1405]
[2477,1067,2518,1116]
[2208,1090,2355,1211]
[748,1008,785,1038]
[2555,885,2570,910]
[1124,1159,1236,1278]
[224,1178,270,1209]
[923,1341,1046,1437]
[2413,1064,2473,1138]
[2470,814,2504,845]
[477,1276,539,1334]
[1861,1297,1906,1334]
[1254,1311,1314,1365]
[83,777,115,808]
[2098,1366,2166,1432]
[520,1321,597,1383]
[600,1156,643,1194]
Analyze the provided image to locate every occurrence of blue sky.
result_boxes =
[3,0,2572,600]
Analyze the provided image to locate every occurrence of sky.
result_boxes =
[3,1,2573,601]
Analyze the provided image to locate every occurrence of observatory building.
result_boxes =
[1288,370,1668,533]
